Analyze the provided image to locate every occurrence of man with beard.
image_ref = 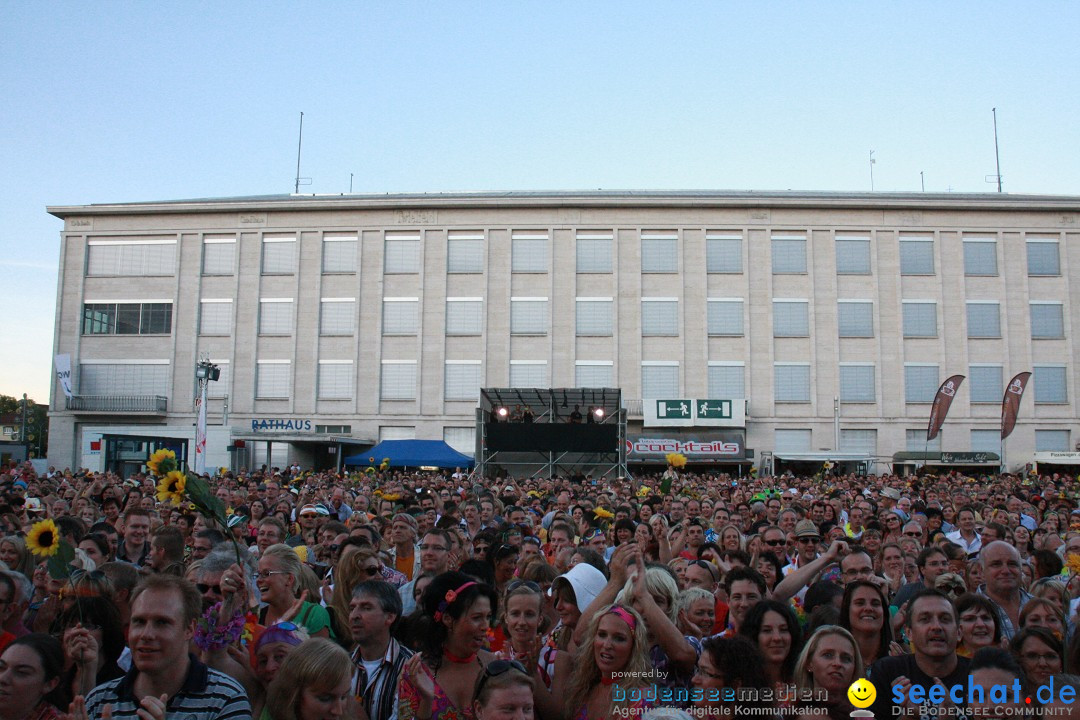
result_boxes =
[868,589,969,719]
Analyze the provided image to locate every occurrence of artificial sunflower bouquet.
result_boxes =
[661,453,687,494]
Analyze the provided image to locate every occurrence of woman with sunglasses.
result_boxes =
[399,572,499,720]
[257,544,333,639]
[838,580,892,667]
[266,637,353,720]
[564,604,651,720]
[473,659,534,720]
[327,547,383,648]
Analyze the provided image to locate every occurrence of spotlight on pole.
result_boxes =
[496,407,509,418]
[593,408,605,419]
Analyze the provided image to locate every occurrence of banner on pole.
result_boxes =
[54,354,73,398]
[927,374,965,442]
[194,389,208,475]
[1000,371,1031,440]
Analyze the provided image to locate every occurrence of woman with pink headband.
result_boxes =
[399,571,499,720]
[564,603,652,720]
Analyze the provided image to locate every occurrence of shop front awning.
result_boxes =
[774,452,876,463]
[892,451,1000,466]
[1034,452,1080,466]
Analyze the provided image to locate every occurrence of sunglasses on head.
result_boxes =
[506,580,541,593]
[476,659,528,697]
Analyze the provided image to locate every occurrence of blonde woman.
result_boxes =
[0,536,33,579]
[257,544,333,639]
[793,626,864,720]
[565,604,652,720]
[266,638,353,720]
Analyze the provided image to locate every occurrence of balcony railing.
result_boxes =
[65,395,168,414]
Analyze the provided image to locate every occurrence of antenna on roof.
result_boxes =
[985,108,1004,192]
[293,112,312,194]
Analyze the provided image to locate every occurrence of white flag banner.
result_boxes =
[194,393,207,475]
[54,354,73,398]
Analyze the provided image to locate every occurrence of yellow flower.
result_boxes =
[294,545,309,563]
[156,471,187,506]
[637,486,651,498]
[593,507,614,520]
[146,448,177,476]
[666,453,687,469]
[27,519,61,557]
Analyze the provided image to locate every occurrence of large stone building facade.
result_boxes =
[46,191,1080,476]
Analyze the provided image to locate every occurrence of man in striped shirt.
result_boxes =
[85,575,250,720]
[350,580,413,720]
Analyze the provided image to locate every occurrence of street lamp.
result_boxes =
[194,360,220,474]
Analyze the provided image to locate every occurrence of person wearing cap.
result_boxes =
[783,520,821,577]
[286,504,320,548]
[387,513,420,582]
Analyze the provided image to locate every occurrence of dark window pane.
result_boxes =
[115,304,141,334]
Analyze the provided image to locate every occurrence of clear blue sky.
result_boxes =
[3,2,1079,401]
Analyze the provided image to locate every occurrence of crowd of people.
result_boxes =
[0,459,1078,720]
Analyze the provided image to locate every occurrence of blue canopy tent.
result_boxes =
[343,440,474,469]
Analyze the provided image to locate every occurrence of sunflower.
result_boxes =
[666,453,687,469]
[146,448,177,476]
[593,507,614,520]
[27,519,61,557]
[156,470,187,506]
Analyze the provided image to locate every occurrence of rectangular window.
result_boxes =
[836,236,871,274]
[318,361,354,400]
[575,362,613,387]
[771,235,807,274]
[642,363,679,398]
[905,364,939,403]
[82,302,173,336]
[963,238,998,276]
[969,364,1003,403]
[446,298,484,336]
[509,361,548,388]
[774,363,811,403]
[259,299,294,335]
[322,234,357,273]
[194,315,235,355]
[577,234,613,273]
[899,236,934,275]
[1034,365,1068,404]
[971,429,1000,454]
[315,425,352,434]
[443,427,475,456]
[202,235,235,275]
[641,233,678,273]
[707,299,744,336]
[207,360,229,399]
[1027,238,1060,276]
[262,235,297,274]
[576,298,614,336]
[1036,430,1070,452]
[839,364,875,403]
[907,428,941,452]
[256,361,290,399]
[79,361,169,395]
[382,298,419,335]
[837,300,874,337]
[707,363,745,398]
[87,238,176,276]
[384,233,420,273]
[380,361,417,400]
[510,298,548,335]
[775,429,812,453]
[966,302,1001,338]
[320,299,355,336]
[380,426,416,441]
[512,233,548,273]
[642,298,679,336]
[445,361,482,401]
[447,232,485,273]
[1031,302,1065,339]
[903,301,937,338]
[840,429,877,455]
[773,300,809,337]
[706,234,742,273]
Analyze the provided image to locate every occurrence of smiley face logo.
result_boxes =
[848,678,876,709]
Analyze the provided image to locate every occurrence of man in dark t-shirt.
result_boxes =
[868,589,970,719]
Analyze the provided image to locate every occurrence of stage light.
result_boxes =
[593,408,605,419]
[496,407,509,418]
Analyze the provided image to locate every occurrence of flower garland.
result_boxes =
[194,601,246,652]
